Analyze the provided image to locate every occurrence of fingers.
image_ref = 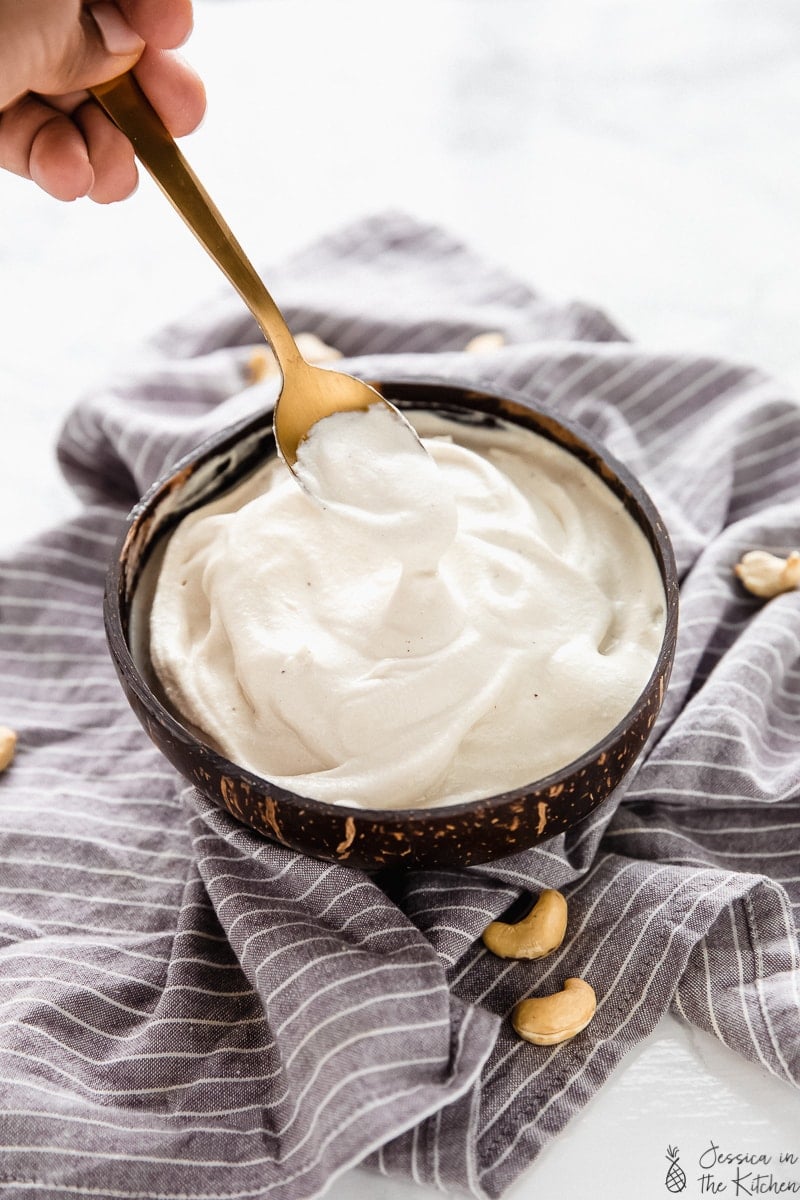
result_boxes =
[30,113,95,200]
[77,46,204,200]
[74,100,138,202]
[0,1,203,202]
[0,94,94,200]
[133,45,205,138]
[117,0,194,50]
[0,91,139,204]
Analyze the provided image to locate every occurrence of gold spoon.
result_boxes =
[90,72,421,471]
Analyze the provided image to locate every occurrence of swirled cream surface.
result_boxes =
[150,407,666,809]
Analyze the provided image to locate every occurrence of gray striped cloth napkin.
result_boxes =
[1,211,798,1200]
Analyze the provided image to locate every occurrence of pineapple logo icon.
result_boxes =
[665,1145,687,1193]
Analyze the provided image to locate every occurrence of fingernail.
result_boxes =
[90,3,145,56]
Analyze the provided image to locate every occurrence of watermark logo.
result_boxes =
[660,1140,800,1196]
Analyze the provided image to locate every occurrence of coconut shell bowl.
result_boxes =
[104,378,679,871]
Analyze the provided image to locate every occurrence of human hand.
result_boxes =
[0,0,206,202]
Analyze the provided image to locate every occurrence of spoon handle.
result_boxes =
[90,73,303,373]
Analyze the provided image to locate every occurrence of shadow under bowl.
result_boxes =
[105,377,679,871]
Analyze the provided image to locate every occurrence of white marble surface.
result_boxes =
[1,1,798,1196]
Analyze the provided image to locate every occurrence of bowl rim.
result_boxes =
[104,373,679,824]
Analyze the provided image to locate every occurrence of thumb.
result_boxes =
[0,2,145,108]
[54,4,145,94]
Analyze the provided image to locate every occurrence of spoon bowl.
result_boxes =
[90,72,421,472]
[273,358,404,469]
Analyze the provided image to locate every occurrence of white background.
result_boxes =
[1,1,798,1196]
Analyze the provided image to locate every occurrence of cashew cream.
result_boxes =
[149,407,666,809]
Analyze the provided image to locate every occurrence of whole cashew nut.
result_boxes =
[512,977,597,1045]
[482,889,568,959]
[465,331,506,354]
[734,550,800,598]
[0,726,16,773]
